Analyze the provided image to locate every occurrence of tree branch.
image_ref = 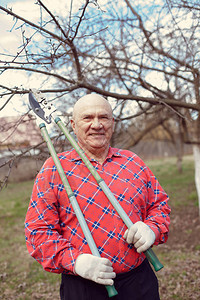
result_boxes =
[124,0,199,74]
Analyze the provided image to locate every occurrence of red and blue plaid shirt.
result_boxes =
[25,147,170,274]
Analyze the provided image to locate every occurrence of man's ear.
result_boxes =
[70,119,76,133]
[112,118,115,133]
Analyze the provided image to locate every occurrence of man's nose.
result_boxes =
[91,117,102,128]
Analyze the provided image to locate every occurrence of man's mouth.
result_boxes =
[89,132,104,136]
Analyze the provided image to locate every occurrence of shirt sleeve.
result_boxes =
[25,158,82,274]
[143,163,171,245]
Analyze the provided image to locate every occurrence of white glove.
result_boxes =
[123,221,156,253]
[74,254,116,285]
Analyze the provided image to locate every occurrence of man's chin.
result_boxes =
[87,140,108,151]
[89,143,106,149]
[79,138,109,153]
[88,137,105,145]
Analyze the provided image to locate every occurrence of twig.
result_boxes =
[0,159,14,191]
[0,93,15,111]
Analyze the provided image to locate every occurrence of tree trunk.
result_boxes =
[193,145,200,217]
[175,133,184,174]
[176,154,183,174]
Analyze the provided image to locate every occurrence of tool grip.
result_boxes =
[106,285,118,298]
[144,248,163,271]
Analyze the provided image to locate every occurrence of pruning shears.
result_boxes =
[29,89,118,298]
[29,89,164,296]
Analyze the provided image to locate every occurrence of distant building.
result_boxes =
[0,115,44,182]
[0,115,42,150]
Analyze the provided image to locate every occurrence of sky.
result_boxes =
[0,0,36,117]
[0,0,79,117]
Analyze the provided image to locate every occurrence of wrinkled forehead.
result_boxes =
[79,105,112,118]
[73,94,113,119]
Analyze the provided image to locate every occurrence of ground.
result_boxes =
[157,204,200,300]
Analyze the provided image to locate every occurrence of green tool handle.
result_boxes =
[144,248,163,272]
[39,123,118,297]
[54,117,163,272]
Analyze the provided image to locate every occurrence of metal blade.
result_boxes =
[29,92,48,122]
[29,90,56,124]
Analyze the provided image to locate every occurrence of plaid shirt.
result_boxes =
[25,147,170,274]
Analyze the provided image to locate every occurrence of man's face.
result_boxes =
[71,96,114,155]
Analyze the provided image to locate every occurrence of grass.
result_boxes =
[0,155,199,299]
[0,180,60,299]
[147,155,198,208]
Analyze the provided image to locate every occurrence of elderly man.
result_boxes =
[25,94,170,300]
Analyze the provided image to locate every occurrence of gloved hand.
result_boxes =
[74,253,116,285]
[123,221,156,253]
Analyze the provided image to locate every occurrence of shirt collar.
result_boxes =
[107,147,122,159]
[70,147,122,162]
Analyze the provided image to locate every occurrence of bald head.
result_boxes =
[73,94,113,120]
[71,93,114,161]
